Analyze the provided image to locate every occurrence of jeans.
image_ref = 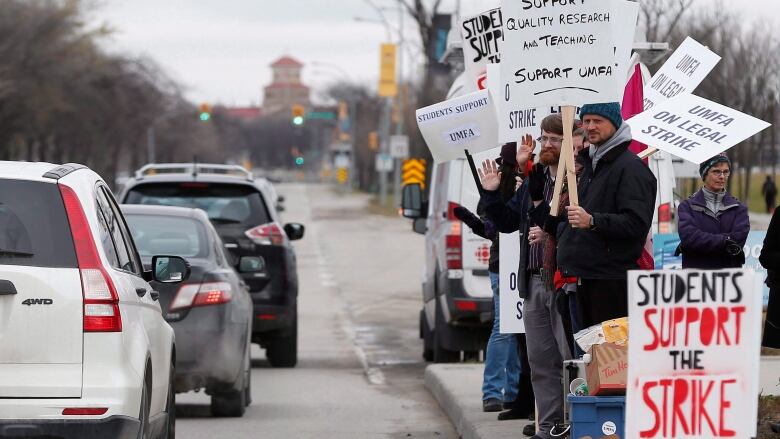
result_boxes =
[482,271,521,402]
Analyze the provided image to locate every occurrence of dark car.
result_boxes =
[119,163,304,368]
[122,204,253,417]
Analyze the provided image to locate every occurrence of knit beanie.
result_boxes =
[699,153,731,180]
[579,102,623,129]
[497,142,518,167]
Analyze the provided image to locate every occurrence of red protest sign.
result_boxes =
[626,269,763,438]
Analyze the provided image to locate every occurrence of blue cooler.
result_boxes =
[568,395,625,438]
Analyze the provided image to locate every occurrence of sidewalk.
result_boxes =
[426,359,780,439]
[425,364,533,439]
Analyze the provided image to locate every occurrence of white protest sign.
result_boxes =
[499,231,525,334]
[416,89,499,162]
[612,0,640,86]
[626,269,763,439]
[644,37,721,111]
[461,8,504,92]
[500,0,632,110]
[626,93,771,164]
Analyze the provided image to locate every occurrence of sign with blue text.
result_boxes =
[416,89,499,162]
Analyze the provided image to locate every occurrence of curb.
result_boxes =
[425,364,533,439]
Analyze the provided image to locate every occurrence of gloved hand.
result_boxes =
[454,206,485,236]
[528,163,546,202]
[725,238,743,256]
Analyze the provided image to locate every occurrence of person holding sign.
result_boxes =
[478,114,574,439]
[556,103,657,328]
[676,154,749,269]
[454,143,528,413]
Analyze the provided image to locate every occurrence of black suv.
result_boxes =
[119,163,304,367]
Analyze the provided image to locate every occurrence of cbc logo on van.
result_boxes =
[475,244,491,264]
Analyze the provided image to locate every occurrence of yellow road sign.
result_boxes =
[378,44,397,97]
[402,159,426,188]
[336,167,348,184]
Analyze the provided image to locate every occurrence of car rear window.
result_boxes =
[0,179,77,268]
[124,214,209,259]
[124,183,271,226]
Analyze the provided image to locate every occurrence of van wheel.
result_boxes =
[211,387,246,417]
[136,375,151,439]
[420,310,433,362]
[433,297,460,363]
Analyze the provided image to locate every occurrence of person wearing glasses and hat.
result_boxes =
[676,154,750,269]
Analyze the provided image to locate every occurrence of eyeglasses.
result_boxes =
[710,170,730,177]
[537,136,564,146]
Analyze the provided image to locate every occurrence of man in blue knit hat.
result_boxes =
[553,102,657,328]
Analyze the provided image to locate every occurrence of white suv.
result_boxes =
[0,162,189,439]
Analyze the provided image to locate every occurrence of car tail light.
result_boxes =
[454,299,477,311]
[169,281,232,311]
[658,202,672,233]
[245,222,286,246]
[446,202,463,269]
[62,408,108,416]
[59,184,122,333]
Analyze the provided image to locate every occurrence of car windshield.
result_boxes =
[124,183,270,226]
[124,214,209,259]
[0,179,77,268]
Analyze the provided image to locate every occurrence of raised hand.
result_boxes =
[517,133,536,167]
[477,159,501,191]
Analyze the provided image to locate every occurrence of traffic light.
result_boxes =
[368,131,378,151]
[291,104,305,126]
[198,103,211,121]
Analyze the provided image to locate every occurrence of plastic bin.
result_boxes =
[568,395,625,439]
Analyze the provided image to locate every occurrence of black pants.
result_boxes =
[576,278,628,328]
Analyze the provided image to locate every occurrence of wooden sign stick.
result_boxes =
[637,147,658,160]
[549,141,568,217]
[561,105,579,206]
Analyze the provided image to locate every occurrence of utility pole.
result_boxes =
[392,4,404,207]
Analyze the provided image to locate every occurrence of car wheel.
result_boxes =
[243,345,252,407]
[136,375,151,439]
[266,312,297,368]
[433,296,460,363]
[163,361,175,439]
[421,310,434,362]
[211,387,246,417]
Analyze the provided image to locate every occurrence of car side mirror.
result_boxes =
[151,256,191,283]
[283,223,305,241]
[238,256,265,273]
[402,183,426,218]
[413,218,428,235]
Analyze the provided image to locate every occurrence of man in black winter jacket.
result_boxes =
[558,103,656,328]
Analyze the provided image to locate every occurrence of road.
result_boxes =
[176,183,457,439]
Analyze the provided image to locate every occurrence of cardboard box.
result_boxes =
[586,343,628,396]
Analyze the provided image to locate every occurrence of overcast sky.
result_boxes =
[88,0,775,107]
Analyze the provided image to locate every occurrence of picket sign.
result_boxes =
[625,269,763,438]
[415,89,500,163]
[460,7,503,92]
[499,231,525,334]
[626,93,771,164]
[633,37,722,161]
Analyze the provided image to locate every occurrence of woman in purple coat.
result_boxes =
[676,154,750,269]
